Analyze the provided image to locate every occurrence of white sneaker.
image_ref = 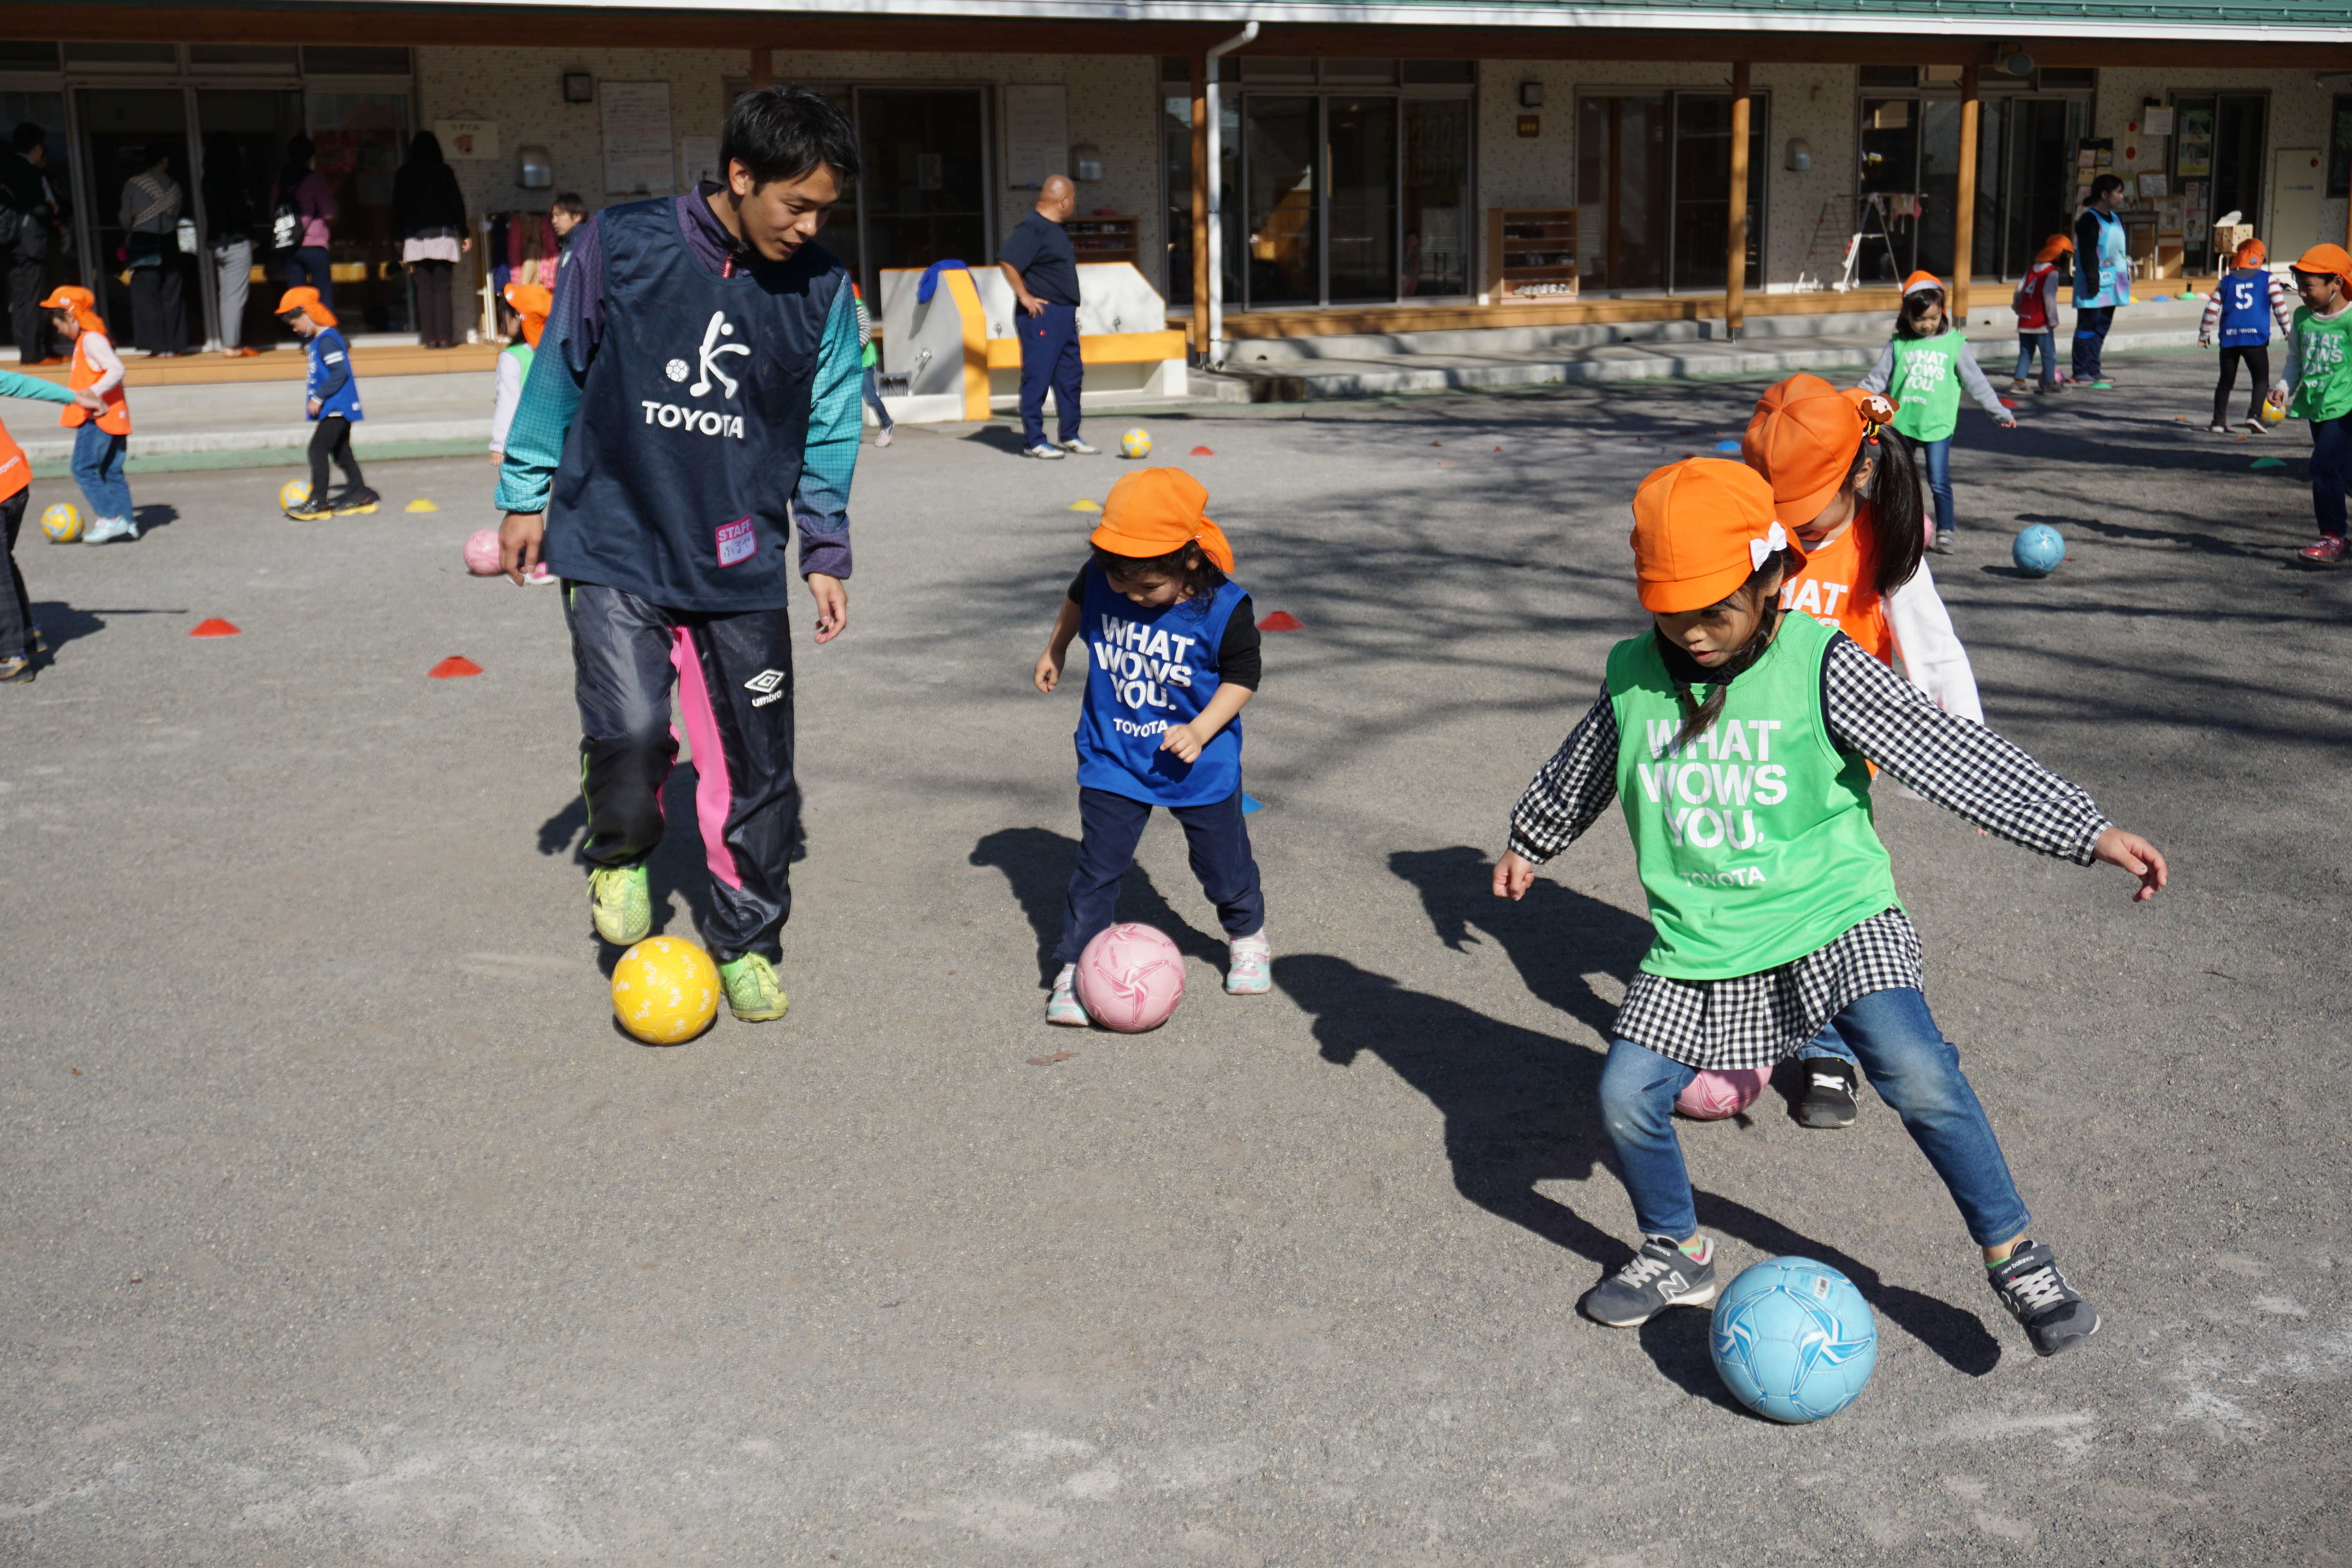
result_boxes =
[1047,963,1089,1025]
[523,561,556,585]
[82,514,137,544]
[874,426,894,447]
[1058,437,1100,456]
[1225,933,1271,995]
[1024,443,1065,460]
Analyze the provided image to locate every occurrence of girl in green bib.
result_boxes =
[1494,458,2167,1359]
[1860,272,2015,555]
[2268,244,2352,566]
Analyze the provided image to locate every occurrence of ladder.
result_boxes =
[1795,199,1862,293]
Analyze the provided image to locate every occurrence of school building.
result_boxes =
[3,2,2348,370]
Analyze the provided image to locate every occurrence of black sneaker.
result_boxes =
[1579,1235,1718,1327]
[1988,1241,2101,1357]
[331,485,381,515]
[1795,1056,1859,1129]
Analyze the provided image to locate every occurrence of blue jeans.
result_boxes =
[860,363,893,430]
[70,423,131,520]
[1018,300,1082,448]
[1919,435,1954,535]
[1597,987,2033,1248]
[2312,411,2352,540]
[2071,305,2113,379]
[1055,784,1263,964]
[1798,1020,1860,1064]
[2014,332,2058,385]
[283,246,333,306]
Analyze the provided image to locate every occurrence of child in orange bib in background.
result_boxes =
[1743,372,1984,1129]
[39,285,137,544]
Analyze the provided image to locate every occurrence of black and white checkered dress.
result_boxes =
[1508,633,2110,1071]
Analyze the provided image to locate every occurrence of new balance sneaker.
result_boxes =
[331,486,381,515]
[719,953,789,1022]
[588,862,652,946]
[2299,535,2350,566]
[1796,1056,1859,1129]
[81,514,137,544]
[2243,417,2272,436]
[0,655,31,684]
[1931,528,1956,555]
[1579,1235,1718,1327]
[1023,443,1065,460]
[1225,933,1271,995]
[1987,1241,2101,1357]
[1047,963,1089,1026]
[1058,437,1100,456]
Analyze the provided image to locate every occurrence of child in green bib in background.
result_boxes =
[1494,458,2168,1359]
[2269,244,2352,567]
[1861,272,2016,556]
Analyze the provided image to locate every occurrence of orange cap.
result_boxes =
[2291,244,2352,289]
[503,282,552,348]
[39,284,104,333]
[1091,466,1234,573]
[1901,270,1944,297]
[1629,458,1800,615]
[2033,233,2075,263]
[2233,238,2267,269]
[274,285,336,327]
[1742,375,1898,526]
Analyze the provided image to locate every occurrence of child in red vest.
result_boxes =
[38,285,136,544]
[2011,234,2069,394]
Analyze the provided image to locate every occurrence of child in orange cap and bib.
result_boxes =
[40,285,137,544]
[1033,466,1267,1024]
[276,286,374,518]
[2200,238,2294,435]
[1861,272,2015,555]
[1494,457,2167,1357]
[2269,245,2352,566]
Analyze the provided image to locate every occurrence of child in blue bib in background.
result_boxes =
[1033,466,1269,1025]
[276,285,374,518]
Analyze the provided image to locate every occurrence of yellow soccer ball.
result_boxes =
[1120,426,1152,459]
[610,935,720,1044]
[278,478,311,511]
[2263,397,2288,426]
[39,501,81,543]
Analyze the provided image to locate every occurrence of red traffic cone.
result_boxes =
[188,618,241,637]
[428,656,483,679]
[1257,610,1305,632]
[1189,445,1214,456]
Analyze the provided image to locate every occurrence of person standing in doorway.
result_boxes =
[393,131,472,348]
[273,135,336,307]
[1,124,63,367]
[203,140,262,357]
[121,146,189,356]
[998,173,1093,460]
[2070,174,2131,386]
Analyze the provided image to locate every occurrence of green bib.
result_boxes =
[1887,333,1965,443]
[2289,307,2352,422]
[1607,613,1903,981]
[502,341,535,381]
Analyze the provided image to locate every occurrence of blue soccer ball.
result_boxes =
[1710,1257,1878,1423]
[2012,523,2066,577]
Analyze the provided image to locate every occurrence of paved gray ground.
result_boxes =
[4,355,2349,1566]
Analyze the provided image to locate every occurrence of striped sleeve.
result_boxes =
[793,278,862,579]
[1506,685,1621,864]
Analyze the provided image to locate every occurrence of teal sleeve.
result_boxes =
[793,280,862,578]
[492,333,583,513]
[0,370,73,405]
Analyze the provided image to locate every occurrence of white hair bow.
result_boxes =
[1749,521,1788,572]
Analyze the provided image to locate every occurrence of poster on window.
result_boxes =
[2176,106,2214,178]
[601,80,673,195]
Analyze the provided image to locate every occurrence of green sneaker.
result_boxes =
[719,953,789,1022]
[588,863,652,945]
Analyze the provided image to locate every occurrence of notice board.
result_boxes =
[602,80,674,194]
[1004,84,1067,190]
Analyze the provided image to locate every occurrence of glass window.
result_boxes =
[64,42,176,68]
[2037,68,2096,89]
[1401,61,1475,85]
[2331,94,2352,200]
[300,46,411,76]
[1577,93,1670,290]
[1402,98,1469,296]
[852,87,987,300]
[1321,59,1395,84]
[1857,97,1919,283]
[1160,56,1191,85]
[1243,96,1316,305]
[1240,58,1315,83]
[1860,67,1917,89]
[1326,95,1396,301]
[0,42,61,70]
[189,45,300,69]
[1670,93,1767,290]
[1163,91,1193,303]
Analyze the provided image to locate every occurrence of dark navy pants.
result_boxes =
[1056,785,1263,965]
[1019,300,1083,448]
[564,581,800,964]
[2071,305,2113,380]
[2312,410,2352,540]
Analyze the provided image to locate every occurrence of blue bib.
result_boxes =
[1073,564,1247,808]
[305,328,361,421]
[2219,268,2272,347]
[546,195,849,612]
[2074,210,2131,309]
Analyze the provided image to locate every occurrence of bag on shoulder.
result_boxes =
[270,200,300,252]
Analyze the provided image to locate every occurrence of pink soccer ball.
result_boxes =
[463,528,503,575]
[1075,922,1185,1033]
[1676,1067,1769,1121]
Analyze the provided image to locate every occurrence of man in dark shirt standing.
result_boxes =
[997,174,1094,459]
[0,124,60,366]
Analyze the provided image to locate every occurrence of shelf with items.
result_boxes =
[1067,216,1139,267]
[1486,207,1579,303]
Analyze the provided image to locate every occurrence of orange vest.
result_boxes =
[62,332,131,436]
[1780,509,1893,665]
[0,417,26,503]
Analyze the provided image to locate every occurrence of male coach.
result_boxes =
[496,84,863,1026]
[998,173,1094,460]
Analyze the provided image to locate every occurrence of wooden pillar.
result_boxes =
[1725,62,1750,340]
[1191,53,1210,361]
[749,47,773,89]
[1953,64,1981,321]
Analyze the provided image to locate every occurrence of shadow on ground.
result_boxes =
[970,824,1225,985]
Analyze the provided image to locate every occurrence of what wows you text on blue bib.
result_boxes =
[1073,563,1248,808]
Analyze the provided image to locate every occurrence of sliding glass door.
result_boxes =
[1579,90,1764,293]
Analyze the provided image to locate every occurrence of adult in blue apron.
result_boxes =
[2071,174,2131,383]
